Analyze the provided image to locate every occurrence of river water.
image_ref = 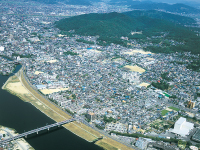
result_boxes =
[0,65,103,150]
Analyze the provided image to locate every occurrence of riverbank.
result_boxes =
[2,69,134,150]
[3,75,99,141]
[0,125,34,150]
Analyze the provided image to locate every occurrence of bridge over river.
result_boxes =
[0,118,76,145]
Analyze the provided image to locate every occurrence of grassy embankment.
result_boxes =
[3,71,134,150]
[168,106,180,111]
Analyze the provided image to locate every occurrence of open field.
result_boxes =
[40,88,69,95]
[123,49,153,55]
[89,49,102,53]
[131,31,142,35]
[96,137,134,150]
[146,57,155,61]
[161,110,169,116]
[64,122,99,142]
[168,106,180,111]
[2,70,135,149]
[57,34,65,37]
[74,122,102,138]
[34,71,44,75]
[124,65,145,73]
[112,58,125,63]
[165,108,173,112]
[5,82,30,95]
[139,82,150,87]
[46,59,58,63]
[96,141,118,150]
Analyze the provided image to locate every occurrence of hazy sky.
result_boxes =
[150,0,200,3]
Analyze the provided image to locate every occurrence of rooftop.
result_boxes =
[192,128,200,142]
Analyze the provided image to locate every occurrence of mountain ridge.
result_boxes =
[55,10,200,54]
[109,0,200,14]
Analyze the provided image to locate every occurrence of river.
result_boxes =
[0,65,103,150]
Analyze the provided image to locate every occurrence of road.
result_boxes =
[1,128,26,150]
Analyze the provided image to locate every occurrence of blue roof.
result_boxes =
[36,85,46,89]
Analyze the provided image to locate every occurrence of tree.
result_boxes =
[195,144,200,149]
[103,116,116,123]
[151,80,169,90]
[169,95,177,99]
[178,140,187,150]
[164,125,169,129]
[72,94,76,99]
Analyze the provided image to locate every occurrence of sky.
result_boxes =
[150,0,200,4]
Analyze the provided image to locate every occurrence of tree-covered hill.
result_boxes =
[109,0,200,14]
[124,10,196,26]
[56,12,137,37]
[130,3,200,14]
[55,10,200,54]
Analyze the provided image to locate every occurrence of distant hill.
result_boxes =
[109,0,200,14]
[55,10,200,54]
[26,0,101,5]
[124,10,196,26]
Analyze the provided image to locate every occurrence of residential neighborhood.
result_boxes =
[1,0,200,150]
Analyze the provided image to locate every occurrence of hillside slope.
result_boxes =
[109,0,200,14]
[55,10,200,54]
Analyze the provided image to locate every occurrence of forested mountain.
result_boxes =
[55,10,200,54]
[110,0,200,14]
[25,0,200,14]
[124,10,196,26]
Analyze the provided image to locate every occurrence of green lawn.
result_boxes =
[161,110,169,116]
[163,92,170,97]
[169,106,180,111]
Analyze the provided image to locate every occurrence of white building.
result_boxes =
[135,137,152,150]
[105,122,127,133]
[0,46,4,51]
[17,56,21,61]
[169,117,194,137]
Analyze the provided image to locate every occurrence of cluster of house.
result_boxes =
[1,1,200,149]
[0,56,15,75]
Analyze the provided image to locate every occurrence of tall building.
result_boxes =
[187,100,195,109]
[86,112,96,121]
[190,101,195,109]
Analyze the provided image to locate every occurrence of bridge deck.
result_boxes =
[0,118,75,145]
